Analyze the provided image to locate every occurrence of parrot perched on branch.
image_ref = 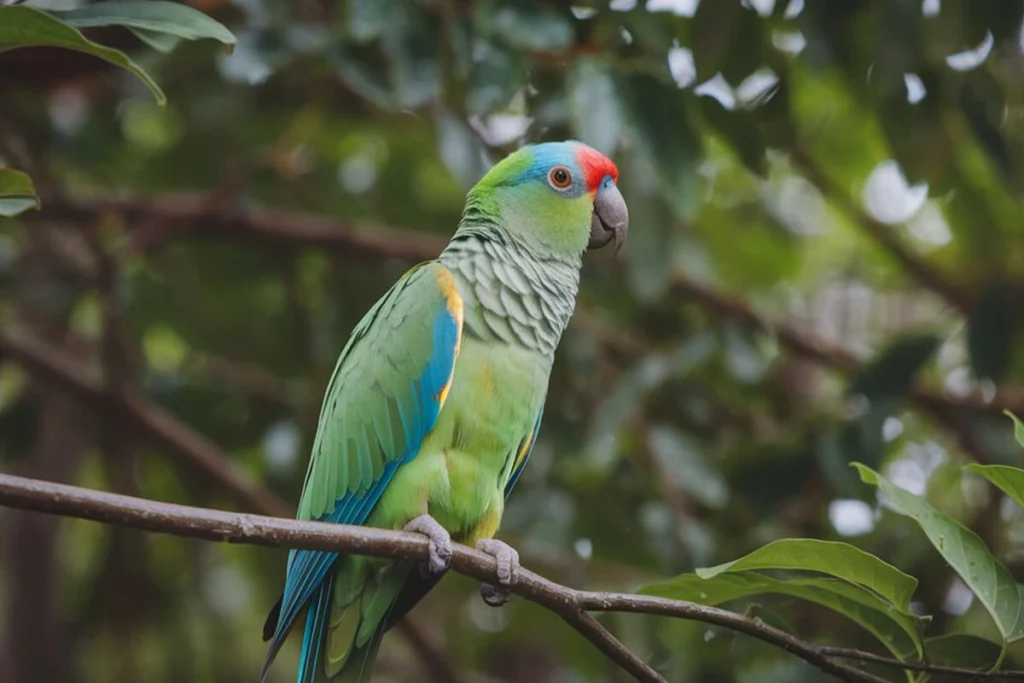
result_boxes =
[260,140,629,683]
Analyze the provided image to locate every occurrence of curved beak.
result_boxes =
[588,182,629,255]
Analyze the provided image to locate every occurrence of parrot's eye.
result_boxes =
[548,166,573,190]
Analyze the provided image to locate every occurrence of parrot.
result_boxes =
[260,140,629,683]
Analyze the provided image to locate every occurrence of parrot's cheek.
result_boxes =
[588,183,629,255]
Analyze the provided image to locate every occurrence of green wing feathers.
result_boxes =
[263,261,464,683]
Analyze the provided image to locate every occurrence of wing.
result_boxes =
[504,407,543,498]
[383,406,544,632]
[262,261,464,666]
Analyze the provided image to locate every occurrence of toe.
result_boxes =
[481,583,511,607]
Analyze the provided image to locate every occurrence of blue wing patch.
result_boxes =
[264,287,461,674]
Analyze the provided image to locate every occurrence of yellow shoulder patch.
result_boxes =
[434,264,464,407]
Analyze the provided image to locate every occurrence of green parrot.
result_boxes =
[261,140,629,683]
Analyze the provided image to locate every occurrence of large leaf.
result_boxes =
[695,538,917,610]
[854,463,1023,644]
[640,572,925,660]
[0,6,165,104]
[967,283,1015,382]
[48,1,235,50]
[965,464,1024,511]
[0,168,39,217]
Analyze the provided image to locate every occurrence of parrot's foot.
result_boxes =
[404,514,453,577]
[476,538,520,607]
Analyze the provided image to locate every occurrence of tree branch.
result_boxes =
[790,149,974,315]
[34,191,1024,422]
[668,275,1024,456]
[4,474,1020,683]
[0,326,291,518]
[37,192,448,262]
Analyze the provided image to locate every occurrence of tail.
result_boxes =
[273,559,410,683]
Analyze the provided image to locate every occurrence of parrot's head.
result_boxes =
[466,140,629,259]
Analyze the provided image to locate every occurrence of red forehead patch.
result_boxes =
[575,145,619,192]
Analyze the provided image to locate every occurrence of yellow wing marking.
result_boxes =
[434,265,464,408]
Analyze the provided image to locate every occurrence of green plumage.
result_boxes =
[264,141,626,683]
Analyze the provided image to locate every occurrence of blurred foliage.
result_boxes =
[4,0,1024,682]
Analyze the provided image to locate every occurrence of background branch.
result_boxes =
[4,474,1020,683]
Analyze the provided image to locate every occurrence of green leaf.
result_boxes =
[967,283,1015,382]
[848,333,940,401]
[1007,411,1024,448]
[0,197,38,218]
[569,57,623,154]
[0,168,39,217]
[128,27,183,54]
[640,572,926,660]
[0,5,165,105]
[690,0,742,82]
[618,72,703,217]
[854,463,1023,644]
[922,633,1005,672]
[695,538,917,610]
[49,1,235,50]
[965,464,1024,511]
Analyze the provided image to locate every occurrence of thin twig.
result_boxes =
[817,645,1022,680]
[5,475,1021,683]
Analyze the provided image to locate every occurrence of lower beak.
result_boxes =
[588,183,629,255]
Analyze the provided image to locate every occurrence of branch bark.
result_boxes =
[4,474,1020,683]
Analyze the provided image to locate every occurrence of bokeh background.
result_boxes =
[3,0,1024,682]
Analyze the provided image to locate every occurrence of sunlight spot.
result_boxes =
[647,0,699,15]
[907,202,953,247]
[574,537,594,560]
[694,73,736,109]
[263,421,301,475]
[904,73,927,103]
[828,499,876,537]
[736,68,779,107]
[922,0,940,17]
[862,159,929,224]
[943,578,974,615]
[338,154,378,194]
[883,417,904,443]
[784,0,804,18]
[772,29,806,55]
[610,0,637,10]
[946,31,993,71]
[668,43,697,87]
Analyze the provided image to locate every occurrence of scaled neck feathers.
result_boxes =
[438,197,582,356]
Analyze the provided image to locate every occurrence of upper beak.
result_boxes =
[588,182,629,255]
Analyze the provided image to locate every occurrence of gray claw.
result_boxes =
[404,514,452,577]
[476,538,519,606]
[476,538,519,585]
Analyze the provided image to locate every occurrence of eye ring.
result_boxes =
[548,166,573,190]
